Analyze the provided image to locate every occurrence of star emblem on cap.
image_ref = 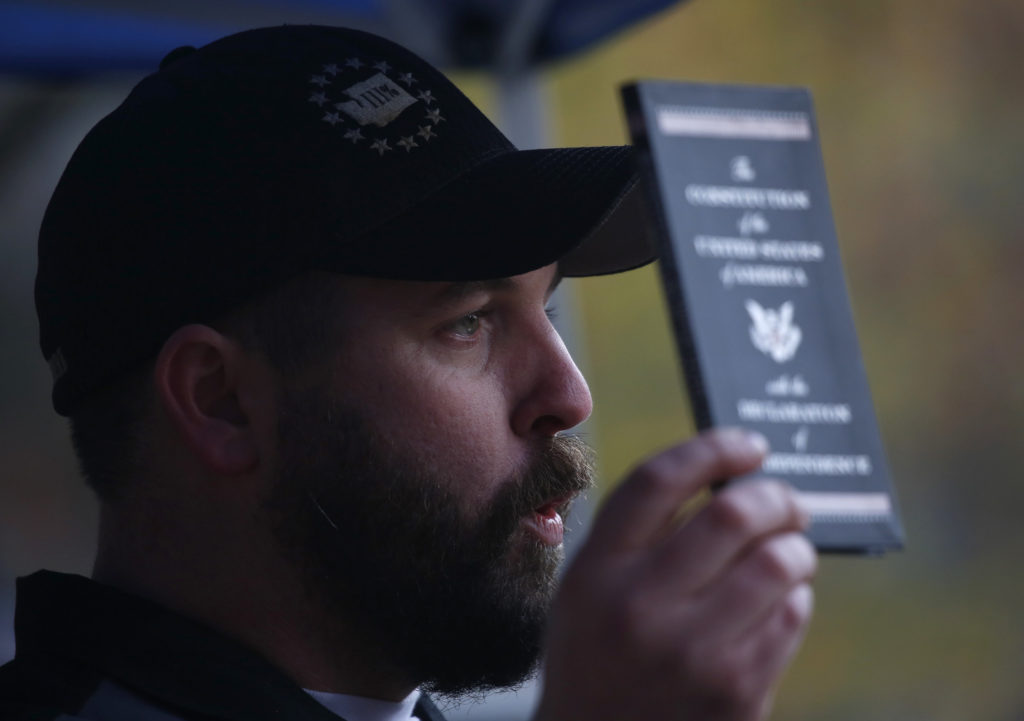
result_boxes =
[305,58,442,157]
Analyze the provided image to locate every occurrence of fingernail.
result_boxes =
[746,430,770,456]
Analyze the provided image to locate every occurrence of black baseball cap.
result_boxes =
[36,25,653,416]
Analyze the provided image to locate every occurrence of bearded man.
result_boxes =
[1,25,816,721]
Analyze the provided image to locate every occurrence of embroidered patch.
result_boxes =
[307,58,442,155]
[337,73,416,127]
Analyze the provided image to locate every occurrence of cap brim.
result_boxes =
[317,145,655,281]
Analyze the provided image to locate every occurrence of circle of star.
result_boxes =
[307,57,443,156]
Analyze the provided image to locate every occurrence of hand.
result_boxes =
[535,428,816,721]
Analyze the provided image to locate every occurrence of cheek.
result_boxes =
[344,356,516,506]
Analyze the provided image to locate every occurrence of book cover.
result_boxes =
[622,80,904,553]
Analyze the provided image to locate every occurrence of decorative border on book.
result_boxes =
[797,491,893,525]
[656,105,811,141]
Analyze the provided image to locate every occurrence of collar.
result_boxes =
[13,571,445,721]
[305,688,421,721]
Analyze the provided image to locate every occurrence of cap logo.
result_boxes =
[337,73,416,127]
[309,57,445,155]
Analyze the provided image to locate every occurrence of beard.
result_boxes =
[266,385,595,698]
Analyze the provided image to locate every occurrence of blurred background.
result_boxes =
[1,1,1023,719]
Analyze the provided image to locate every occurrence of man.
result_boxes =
[1,25,816,721]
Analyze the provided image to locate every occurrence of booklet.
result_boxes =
[622,80,904,553]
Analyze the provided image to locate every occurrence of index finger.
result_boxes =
[587,428,770,554]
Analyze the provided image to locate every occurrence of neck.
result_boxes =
[93,500,418,702]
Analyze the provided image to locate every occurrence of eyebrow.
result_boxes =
[435,278,515,306]
[431,271,564,308]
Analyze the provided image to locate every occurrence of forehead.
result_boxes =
[335,265,562,318]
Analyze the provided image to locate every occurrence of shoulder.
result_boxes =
[0,654,99,720]
[2,657,198,721]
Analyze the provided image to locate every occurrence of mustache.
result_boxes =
[480,434,595,542]
[520,434,595,511]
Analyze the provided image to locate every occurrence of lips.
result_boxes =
[521,495,573,546]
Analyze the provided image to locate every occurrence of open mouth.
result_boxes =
[522,495,573,546]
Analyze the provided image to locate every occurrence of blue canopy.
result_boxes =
[0,0,683,77]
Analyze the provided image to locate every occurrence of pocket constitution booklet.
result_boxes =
[622,80,904,554]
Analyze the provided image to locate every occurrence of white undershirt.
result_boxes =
[304,688,422,721]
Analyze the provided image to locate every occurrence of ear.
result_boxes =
[154,324,265,476]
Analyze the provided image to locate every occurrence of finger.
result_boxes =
[588,428,769,554]
[666,582,814,721]
[683,531,817,641]
[736,582,815,704]
[649,481,809,596]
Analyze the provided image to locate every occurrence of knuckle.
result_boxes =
[757,540,798,583]
[627,457,678,496]
[688,432,726,464]
[747,480,799,523]
[780,584,815,632]
[784,533,817,577]
[664,435,722,477]
[800,537,819,577]
[698,429,732,459]
[770,481,807,527]
[758,478,795,507]
[752,533,817,585]
[706,492,759,536]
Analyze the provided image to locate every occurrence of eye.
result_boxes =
[544,304,558,322]
[451,312,481,338]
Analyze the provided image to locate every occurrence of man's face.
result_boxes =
[268,264,596,696]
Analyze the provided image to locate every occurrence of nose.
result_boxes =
[510,320,593,438]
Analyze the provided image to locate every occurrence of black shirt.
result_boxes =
[0,571,446,721]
